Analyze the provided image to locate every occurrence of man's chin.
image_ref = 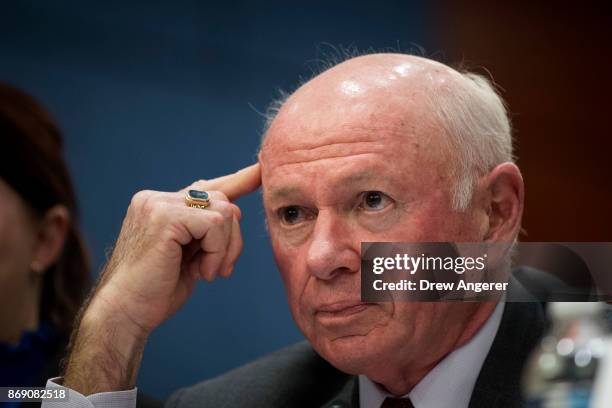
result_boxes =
[312,328,388,375]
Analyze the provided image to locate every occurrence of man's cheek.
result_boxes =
[271,237,307,283]
[284,273,314,321]
[270,237,290,274]
[275,260,304,303]
[285,287,313,336]
[269,234,313,329]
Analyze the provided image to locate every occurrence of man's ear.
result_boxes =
[30,205,70,275]
[482,162,524,242]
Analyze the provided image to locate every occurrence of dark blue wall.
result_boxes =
[0,1,432,399]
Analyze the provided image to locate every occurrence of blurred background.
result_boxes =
[1,0,610,400]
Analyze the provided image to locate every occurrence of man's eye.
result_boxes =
[359,191,392,211]
[278,206,312,226]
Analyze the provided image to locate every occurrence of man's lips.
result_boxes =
[315,301,375,318]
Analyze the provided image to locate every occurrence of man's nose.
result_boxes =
[305,211,360,280]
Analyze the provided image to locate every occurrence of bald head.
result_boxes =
[285,54,458,107]
[261,53,513,210]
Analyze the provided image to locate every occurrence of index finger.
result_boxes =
[195,163,261,201]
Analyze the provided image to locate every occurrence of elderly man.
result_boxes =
[44,53,545,408]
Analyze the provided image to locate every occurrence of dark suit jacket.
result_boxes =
[164,302,546,408]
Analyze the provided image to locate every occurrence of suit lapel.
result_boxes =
[320,375,359,408]
[468,301,547,408]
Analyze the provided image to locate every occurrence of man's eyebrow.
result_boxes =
[267,170,379,200]
[268,186,304,200]
[338,170,378,185]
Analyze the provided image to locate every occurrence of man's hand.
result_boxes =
[62,163,261,394]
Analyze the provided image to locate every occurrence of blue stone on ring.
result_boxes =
[188,190,209,201]
[185,190,210,209]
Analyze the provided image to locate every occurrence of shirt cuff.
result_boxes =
[41,377,137,408]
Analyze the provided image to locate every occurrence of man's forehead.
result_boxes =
[264,120,400,151]
[260,100,441,172]
[265,169,379,199]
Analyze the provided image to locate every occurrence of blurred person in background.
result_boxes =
[0,82,90,389]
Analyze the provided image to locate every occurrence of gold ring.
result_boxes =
[185,189,210,209]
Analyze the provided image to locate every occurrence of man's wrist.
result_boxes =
[63,295,149,395]
[84,287,152,341]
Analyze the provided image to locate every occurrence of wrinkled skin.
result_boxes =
[259,54,522,394]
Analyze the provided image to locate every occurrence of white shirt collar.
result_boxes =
[359,301,505,408]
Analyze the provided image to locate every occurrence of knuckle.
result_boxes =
[213,191,229,202]
[189,179,208,190]
[149,200,169,223]
[230,204,242,220]
[215,200,234,218]
[131,190,153,208]
[208,211,225,226]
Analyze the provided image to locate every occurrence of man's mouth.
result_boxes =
[315,301,375,321]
